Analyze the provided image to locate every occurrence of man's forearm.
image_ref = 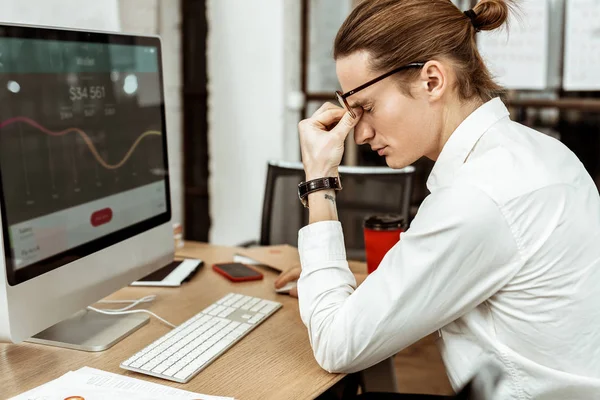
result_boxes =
[308,189,339,224]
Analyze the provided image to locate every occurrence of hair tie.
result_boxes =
[463,9,480,32]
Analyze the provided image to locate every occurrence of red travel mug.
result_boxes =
[363,214,404,274]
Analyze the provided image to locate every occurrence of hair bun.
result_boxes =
[472,0,515,32]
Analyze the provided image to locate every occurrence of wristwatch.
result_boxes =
[297,176,342,208]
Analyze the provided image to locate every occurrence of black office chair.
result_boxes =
[351,361,505,400]
[248,160,415,261]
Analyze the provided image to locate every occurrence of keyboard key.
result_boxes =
[163,365,182,377]
[196,315,212,325]
[222,324,235,335]
[175,366,196,381]
[218,307,236,318]
[260,303,279,314]
[122,353,141,366]
[204,337,218,348]
[202,339,230,360]
[223,294,243,307]
[217,293,235,304]
[251,300,271,312]
[248,298,260,307]
[161,347,176,357]
[189,347,204,359]
[163,358,190,377]
[202,304,218,314]
[232,297,250,308]
[248,313,266,324]
[141,358,163,371]
[208,305,226,316]
[130,357,149,369]
[236,323,252,333]
[152,362,172,375]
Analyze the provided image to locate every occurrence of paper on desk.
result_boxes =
[10,366,234,400]
[235,244,300,272]
[10,377,166,400]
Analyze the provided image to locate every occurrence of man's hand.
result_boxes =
[274,266,301,298]
[298,102,362,181]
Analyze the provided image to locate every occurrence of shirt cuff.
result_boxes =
[298,221,347,272]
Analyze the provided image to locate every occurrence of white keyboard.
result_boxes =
[120,293,282,383]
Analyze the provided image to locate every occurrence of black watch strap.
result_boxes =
[297,176,342,208]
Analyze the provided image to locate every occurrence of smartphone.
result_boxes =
[212,262,263,282]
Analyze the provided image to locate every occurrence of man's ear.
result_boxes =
[419,60,447,101]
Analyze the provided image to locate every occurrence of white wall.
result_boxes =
[207,0,286,245]
[119,0,183,227]
[0,0,120,31]
[283,1,302,163]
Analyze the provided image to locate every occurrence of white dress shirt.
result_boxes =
[297,98,600,399]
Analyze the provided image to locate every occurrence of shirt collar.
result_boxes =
[426,97,510,192]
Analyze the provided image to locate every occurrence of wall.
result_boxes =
[283,1,302,163]
[207,0,286,245]
[119,0,184,227]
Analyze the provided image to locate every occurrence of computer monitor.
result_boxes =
[0,23,174,350]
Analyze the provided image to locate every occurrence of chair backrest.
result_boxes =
[455,361,505,400]
[260,160,415,261]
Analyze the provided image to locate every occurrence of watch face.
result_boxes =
[298,182,309,208]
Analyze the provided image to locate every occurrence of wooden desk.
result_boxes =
[1,242,345,400]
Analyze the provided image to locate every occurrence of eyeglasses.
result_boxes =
[335,62,426,118]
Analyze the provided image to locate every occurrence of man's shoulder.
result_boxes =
[455,122,583,205]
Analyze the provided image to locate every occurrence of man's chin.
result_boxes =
[385,157,410,170]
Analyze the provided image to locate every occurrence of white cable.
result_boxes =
[96,295,157,312]
[87,306,177,328]
[90,294,175,328]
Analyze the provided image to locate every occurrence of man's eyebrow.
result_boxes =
[347,99,365,109]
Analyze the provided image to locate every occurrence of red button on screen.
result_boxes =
[91,208,113,227]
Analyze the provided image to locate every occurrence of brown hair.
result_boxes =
[334,0,516,102]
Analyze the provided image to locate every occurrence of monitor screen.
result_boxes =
[0,25,171,285]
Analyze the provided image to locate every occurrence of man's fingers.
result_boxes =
[311,102,341,118]
[289,287,298,298]
[311,108,346,130]
[274,267,300,288]
[331,109,362,139]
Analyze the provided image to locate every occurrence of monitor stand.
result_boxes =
[26,309,148,352]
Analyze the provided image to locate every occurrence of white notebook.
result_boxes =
[131,259,203,287]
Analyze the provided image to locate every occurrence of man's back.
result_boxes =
[440,116,600,398]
